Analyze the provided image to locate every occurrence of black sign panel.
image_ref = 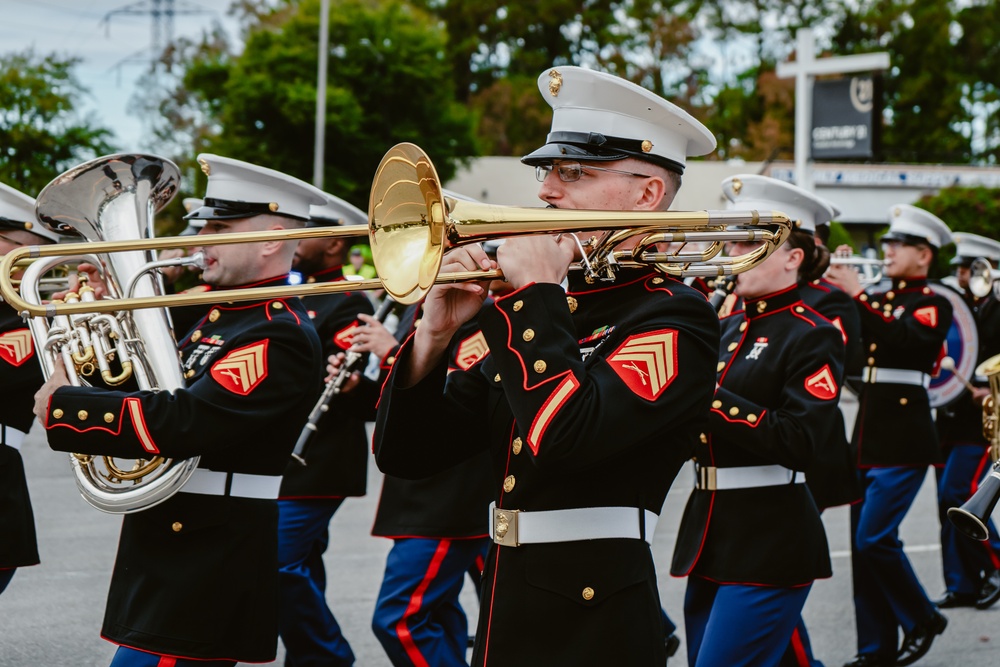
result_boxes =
[811,76,880,159]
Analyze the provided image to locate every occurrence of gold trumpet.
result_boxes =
[0,143,792,316]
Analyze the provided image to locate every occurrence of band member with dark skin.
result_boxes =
[671,177,843,667]
[275,195,375,667]
[372,66,720,666]
[933,232,1000,611]
[0,183,63,595]
[32,155,324,667]
[826,205,953,667]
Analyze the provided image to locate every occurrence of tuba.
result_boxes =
[947,353,1000,540]
[21,154,203,514]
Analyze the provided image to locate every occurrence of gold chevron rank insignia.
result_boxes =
[606,329,678,401]
[210,340,269,395]
[0,329,34,367]
[454,331,489,370]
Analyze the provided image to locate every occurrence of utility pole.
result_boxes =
[776,28,889,192]
[313,0,331,189]
[102,0,212,75]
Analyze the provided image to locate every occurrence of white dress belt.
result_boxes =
[1,424,27,450]
[489,502,657,547]
[181,468,282,500]
[862,367,930,387]
[696,464,806,491]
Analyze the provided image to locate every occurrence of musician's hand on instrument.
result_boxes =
[52,262,109,301]
[324,352,361,393]
[421,246,494,340]
[351,314,396,359]
[825,252,864,297]
[33,358,70,420]
[496,234,574,290]
[157,248,187,285]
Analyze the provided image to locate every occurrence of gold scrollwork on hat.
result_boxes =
[548,69,563,97]
[198,157,211,176]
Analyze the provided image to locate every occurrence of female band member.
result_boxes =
[671,175,845,667]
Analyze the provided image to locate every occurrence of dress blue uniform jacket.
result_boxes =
[853,278,952,467]
[44,277,322,663]
[672,285,840,586]
[374,269,719,667]
[0,301,41,570]
[279,265,375,498]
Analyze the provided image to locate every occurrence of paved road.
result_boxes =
[2,396,999,666]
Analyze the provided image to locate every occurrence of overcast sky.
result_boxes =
[1,0,240,150]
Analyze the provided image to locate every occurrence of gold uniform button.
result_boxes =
[171,522,183,533]
[795,306,805,313]
[712,400,722,409]
[747,414,758,423]
[307,276,316,284]
[522,329,535,342]
[886,291,895,301]
[739,321,748,332]
[271,301,284,310]
[871,302,880,309]
[208,308,220,322]
[494,373,501,383]
[582,587,595,601]
[104,412,114,423]
[699,433,708,444]
[859,294,869,302]
[727,342,738,352]
[869,343,877,352]
[191,330,202,343]
[413,318,421,328]
[729,406,739,417]
[386,356,396,366]
[512,437,523,455]
[184,369,196,379]
[651,276,664,285]
[513,300,524,312]
[77,410,88,421]
[533,360,547,373]
[503,475,516,492]
[756,301,767,313]
[717,362,725,372]
[868,357,876,365]
[923,287,931,295]
[52,409,64,419]
[898,280,907,289]
[900,397,908,406]
[566,296,578,313]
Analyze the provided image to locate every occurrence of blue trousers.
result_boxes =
[372,537,489,667]
[851,467,937,656]
[937,444,1000,595]
[277,498,353,667]
[109,646,235,666]
[684,576,811,667]
[0,568,15,595]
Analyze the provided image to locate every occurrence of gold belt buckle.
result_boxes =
[492,507,520,547]
[698,466,718,491]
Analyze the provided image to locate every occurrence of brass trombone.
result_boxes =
[0,143,792,316]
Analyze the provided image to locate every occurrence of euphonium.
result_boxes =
[947,353,1000,540]
[23,154,203,514]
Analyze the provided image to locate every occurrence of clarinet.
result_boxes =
[290,296,397,465]
[708,278,736,313]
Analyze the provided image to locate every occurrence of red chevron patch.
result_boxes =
[805,365,838,401]
[333,321,363,351]
[606,329,678,401]
[913,306,938,328]
[0,329,34,367]
[210,340,269,395]
[454,331,489,370]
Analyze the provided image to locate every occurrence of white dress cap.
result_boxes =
[721,174,839,235]
[186,154,328,221]
[952,232,1000,264]
[521,66,716,174]
[309,191,367,228]
[883,204,952,249]
[0,182,62,242]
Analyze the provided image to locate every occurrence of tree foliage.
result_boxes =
[0,50,114,196]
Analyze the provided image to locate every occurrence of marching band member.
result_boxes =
[0,182,63,595]
[275,194,375,667]
[373,66,720,666]
[826,204,953,667]
[33,156,324,667]
[933,232,1000,611]
[671,178,843,667]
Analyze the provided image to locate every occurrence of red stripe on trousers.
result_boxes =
[156,657,177,667]
[394,540,452,667]
[790,627,809,666]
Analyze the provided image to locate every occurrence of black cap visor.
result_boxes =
[184,197,308,222]
[880,230,934,248]
[520,131,685,174]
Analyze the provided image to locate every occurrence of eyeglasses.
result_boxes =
[535,162,651,183]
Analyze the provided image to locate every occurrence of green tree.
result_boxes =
[0,50,114,195]
[152,0,477,209]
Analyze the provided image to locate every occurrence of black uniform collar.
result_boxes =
[302,264,345,284]
[566,266,659,293]
[744,284,801,319]
[891,276,927,291]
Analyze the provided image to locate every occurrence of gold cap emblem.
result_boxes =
[24,221,33,230]
[198,157,211,176]
[641,140,653,153]
[548,69,563,97]
[732,178,743,195]
[269,202,279,212]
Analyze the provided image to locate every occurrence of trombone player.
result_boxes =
[32,156,324,667]
[934,232,1000,611]
[0,182,63,596]
[372,66,721,666]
